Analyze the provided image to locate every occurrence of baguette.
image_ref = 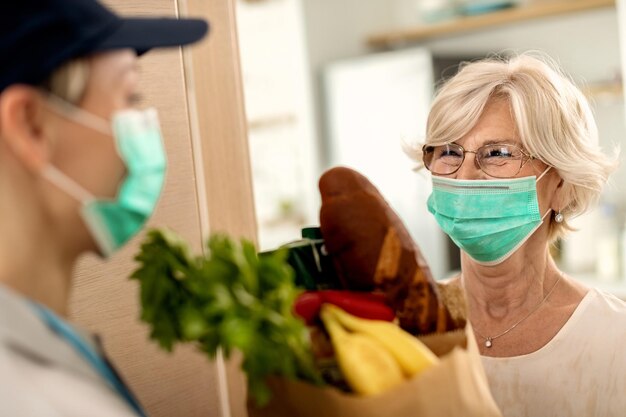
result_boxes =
[319,167,456,334]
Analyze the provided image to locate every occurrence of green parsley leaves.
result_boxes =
[131,229,322,406]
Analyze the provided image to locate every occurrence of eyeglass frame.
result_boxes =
[421,142,536,179]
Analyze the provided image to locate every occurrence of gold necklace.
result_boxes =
[470,274,562,348]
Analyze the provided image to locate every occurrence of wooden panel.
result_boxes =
[69,1,223,417]
[367,0,615,47]
[183,0,258,416]
[184,0,258,241]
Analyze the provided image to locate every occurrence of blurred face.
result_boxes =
[49,49,140,201]
[0,49,145,257]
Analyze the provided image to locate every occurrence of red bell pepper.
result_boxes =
[293,292,324,325]
[294,290,394,324]
[317,290,388,306]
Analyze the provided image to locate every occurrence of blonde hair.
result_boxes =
[407,53,618,240]
[40,58,91,104]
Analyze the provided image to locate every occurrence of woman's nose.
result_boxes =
[454,152,484,180]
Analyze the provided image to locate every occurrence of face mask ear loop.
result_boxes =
[45,94,111,136]
[536,166,552,183]
[42,165,95,203]
[536,167,553,222]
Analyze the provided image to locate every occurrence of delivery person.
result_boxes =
[0,1,208,415]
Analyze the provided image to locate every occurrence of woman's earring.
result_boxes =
[554,211,564,223]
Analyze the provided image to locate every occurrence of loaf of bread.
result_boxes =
[318,166,456,335]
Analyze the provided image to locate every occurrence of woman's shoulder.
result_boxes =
[557,286,626,349]
[552,288,626,381]
[584,287,626,318]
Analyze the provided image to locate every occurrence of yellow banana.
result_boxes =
[320,305,404,396]
[323,303,439,378]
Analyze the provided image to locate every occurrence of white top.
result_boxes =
[481,288,626,417]
[0,284,140,417]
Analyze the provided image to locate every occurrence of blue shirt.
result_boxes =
[29,302,147,417]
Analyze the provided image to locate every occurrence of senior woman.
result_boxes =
[416,54,626,416]
[0,1,207,415]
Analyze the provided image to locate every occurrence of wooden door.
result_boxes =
[69,1,255,416]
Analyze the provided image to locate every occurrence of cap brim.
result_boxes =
[96,17,209,54]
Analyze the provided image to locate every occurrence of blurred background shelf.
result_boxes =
[248,113,297,130]
[584,79,624,101]
[367,0,616,48]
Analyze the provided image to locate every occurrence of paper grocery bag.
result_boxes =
[247,321,502,417]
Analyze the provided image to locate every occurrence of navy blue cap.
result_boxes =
[1,0,209,92]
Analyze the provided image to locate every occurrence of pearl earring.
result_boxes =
[554,211,564,223]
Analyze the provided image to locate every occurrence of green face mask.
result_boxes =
[43,101,167,257]
[426,168,551,266]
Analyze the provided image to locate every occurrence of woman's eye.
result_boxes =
[437,147,462,158]
[485,147,513,158]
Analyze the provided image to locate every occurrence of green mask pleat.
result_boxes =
[82,203,147,256]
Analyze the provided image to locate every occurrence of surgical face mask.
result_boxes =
[42,98,167,257]
[426,167,551,266]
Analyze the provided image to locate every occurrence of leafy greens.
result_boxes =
[131,229,323,406]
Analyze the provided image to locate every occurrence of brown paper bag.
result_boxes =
[247,321,502,417]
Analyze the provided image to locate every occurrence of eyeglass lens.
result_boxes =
[423,143,526,178]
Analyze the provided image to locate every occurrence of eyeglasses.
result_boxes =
[422,143,534,178]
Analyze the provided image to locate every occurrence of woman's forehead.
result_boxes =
[454,99,520,148]
[454,136,522,148]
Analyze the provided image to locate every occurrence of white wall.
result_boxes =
[301,0,397,70]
